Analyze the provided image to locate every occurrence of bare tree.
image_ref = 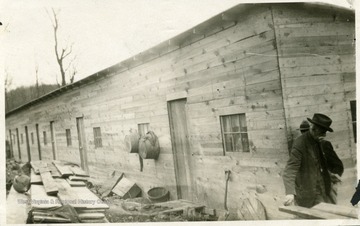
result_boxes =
[4,68,13,111]
[35,63,40,98]
[47,8,77,86]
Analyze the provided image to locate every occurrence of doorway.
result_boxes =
[167,98,193,200]
[76,117,89,173]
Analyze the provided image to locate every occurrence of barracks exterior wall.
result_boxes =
[5,3,355,219]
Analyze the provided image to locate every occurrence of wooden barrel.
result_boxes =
[125,133,140,153]
[237,197,267,220]
[139,131,160,159]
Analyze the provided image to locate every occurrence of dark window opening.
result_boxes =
[93,127,102,148]
[66,129,72,146]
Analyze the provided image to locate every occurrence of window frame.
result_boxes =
[220,113,250,155]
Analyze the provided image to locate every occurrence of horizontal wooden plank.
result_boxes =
[279,205,350,219]
[53,162,74,177]
[40,170,58,196]
[33,215,71,223]
[66,179,86,187]
[277,22,354,39]
[69,165,89,177]
[30,185,62,209]
[312,203,358,218]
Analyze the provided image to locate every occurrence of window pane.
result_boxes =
[233,133,242,152]
[231,115,240,132]
[222,116,232,133]
[224,134,233,152]
[239,114,247,132]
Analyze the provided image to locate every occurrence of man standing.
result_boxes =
[283,113,343,207]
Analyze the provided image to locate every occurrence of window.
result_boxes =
[93,127,102,148]
[351,100,356,143]
[220,113,249,153]
[31,132,34,144]
[21,134,24,144]
[66,129,72,146]
[138,123,149,136]
[43,131,47,145]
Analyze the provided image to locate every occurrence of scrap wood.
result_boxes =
[69,165,89,177]
[6,185,29,224]
[40,170,58,196]
[68,175,88,181]
[31,169,43,185]
[31,161,47,174]
[112,177,141,199]
[47,162,61,178]
[33,215,71,223]
[312,202,358,219]
[53,162,73,177]
[30,185,62,209]
[279,206,350,219]
[78,213,105,220]
[98,171,124,198]
[66,179,86,187]
[56,178,109,209]
[81,218,108,223]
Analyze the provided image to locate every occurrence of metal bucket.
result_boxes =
[139,131,160,159]
[147,187,170,202]
[125,132,140,153]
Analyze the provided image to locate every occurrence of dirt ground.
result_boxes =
[5,159,217,222]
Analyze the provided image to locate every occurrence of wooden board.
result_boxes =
[47,162,62,178]
[6,185,29,224]
[33,215,71,223]
[98,171,124,198]
[56,178,109,209]
[279,205,350,219]
[78,213,105,220]
[68,175,89,181]
[69,165,89,177]
[53,162,74,177]
[112,177,142,199]
[66,179,86,187]
[31,169,43,185]
[31,161,47,174]
[312,202,358,219]
[30,185,62,209]
[40,170,58,196]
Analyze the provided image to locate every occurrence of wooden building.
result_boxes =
[5,3,355,219]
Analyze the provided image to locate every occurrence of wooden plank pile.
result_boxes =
[28,160,109,223]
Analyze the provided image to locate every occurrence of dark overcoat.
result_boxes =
[283,131,343,207]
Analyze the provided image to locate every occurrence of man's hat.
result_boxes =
[299,120,310,131]
[307,113,334,132]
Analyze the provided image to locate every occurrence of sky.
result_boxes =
[0,0,355,91]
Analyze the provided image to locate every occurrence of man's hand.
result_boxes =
[284,194,295,206]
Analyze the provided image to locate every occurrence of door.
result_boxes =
[76,117,89,173]
[50,121,57,160]
[25,126,31,162]
[36,124,42,160]
[168,98,193,200]
[16,128,21,160]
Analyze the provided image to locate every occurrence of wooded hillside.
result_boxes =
[5,84,59,113]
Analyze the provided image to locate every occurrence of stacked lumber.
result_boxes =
[53,161,89,186]
[28,160,108,223]
[56,178,109,223]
